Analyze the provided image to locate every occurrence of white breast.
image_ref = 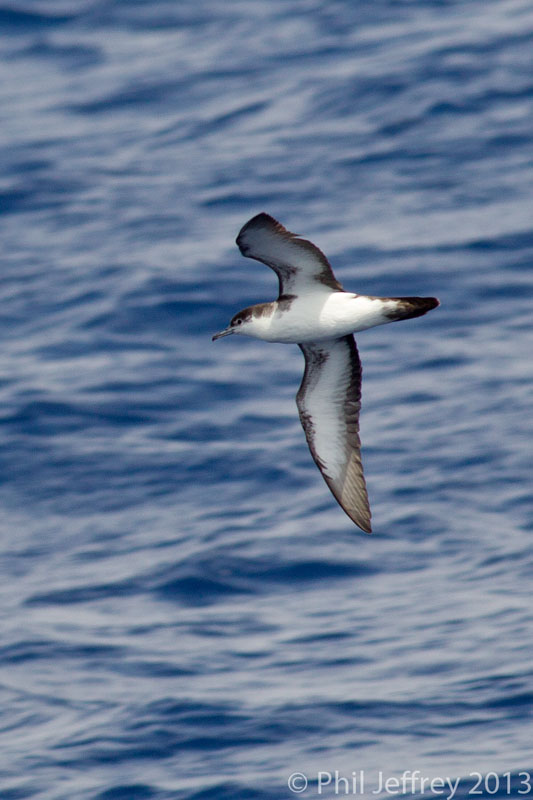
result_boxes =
[249,292,398,343]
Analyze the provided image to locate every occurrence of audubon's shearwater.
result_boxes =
[213,213,439,533]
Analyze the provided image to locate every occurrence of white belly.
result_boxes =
[254,293,396,343]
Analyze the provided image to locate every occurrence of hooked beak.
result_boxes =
[212,327,234,341]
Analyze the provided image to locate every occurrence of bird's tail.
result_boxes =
[384,296,440,322]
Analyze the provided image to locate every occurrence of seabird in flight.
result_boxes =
[213,213,439,532]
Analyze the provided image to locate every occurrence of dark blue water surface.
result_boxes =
[0,1,532,798]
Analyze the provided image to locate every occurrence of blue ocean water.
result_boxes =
[0,0,532,798]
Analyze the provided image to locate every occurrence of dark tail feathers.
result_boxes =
[385,296,440,322]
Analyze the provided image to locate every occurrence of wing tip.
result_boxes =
[236,212,284,252]
[338,480,372,533]
[347,509,372,534]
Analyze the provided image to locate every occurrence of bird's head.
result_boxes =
[212,307,254,341]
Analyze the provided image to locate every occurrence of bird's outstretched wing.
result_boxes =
[296,335,371,532]
[236,213,344,296]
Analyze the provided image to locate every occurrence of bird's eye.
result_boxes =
[235,318,242,325]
